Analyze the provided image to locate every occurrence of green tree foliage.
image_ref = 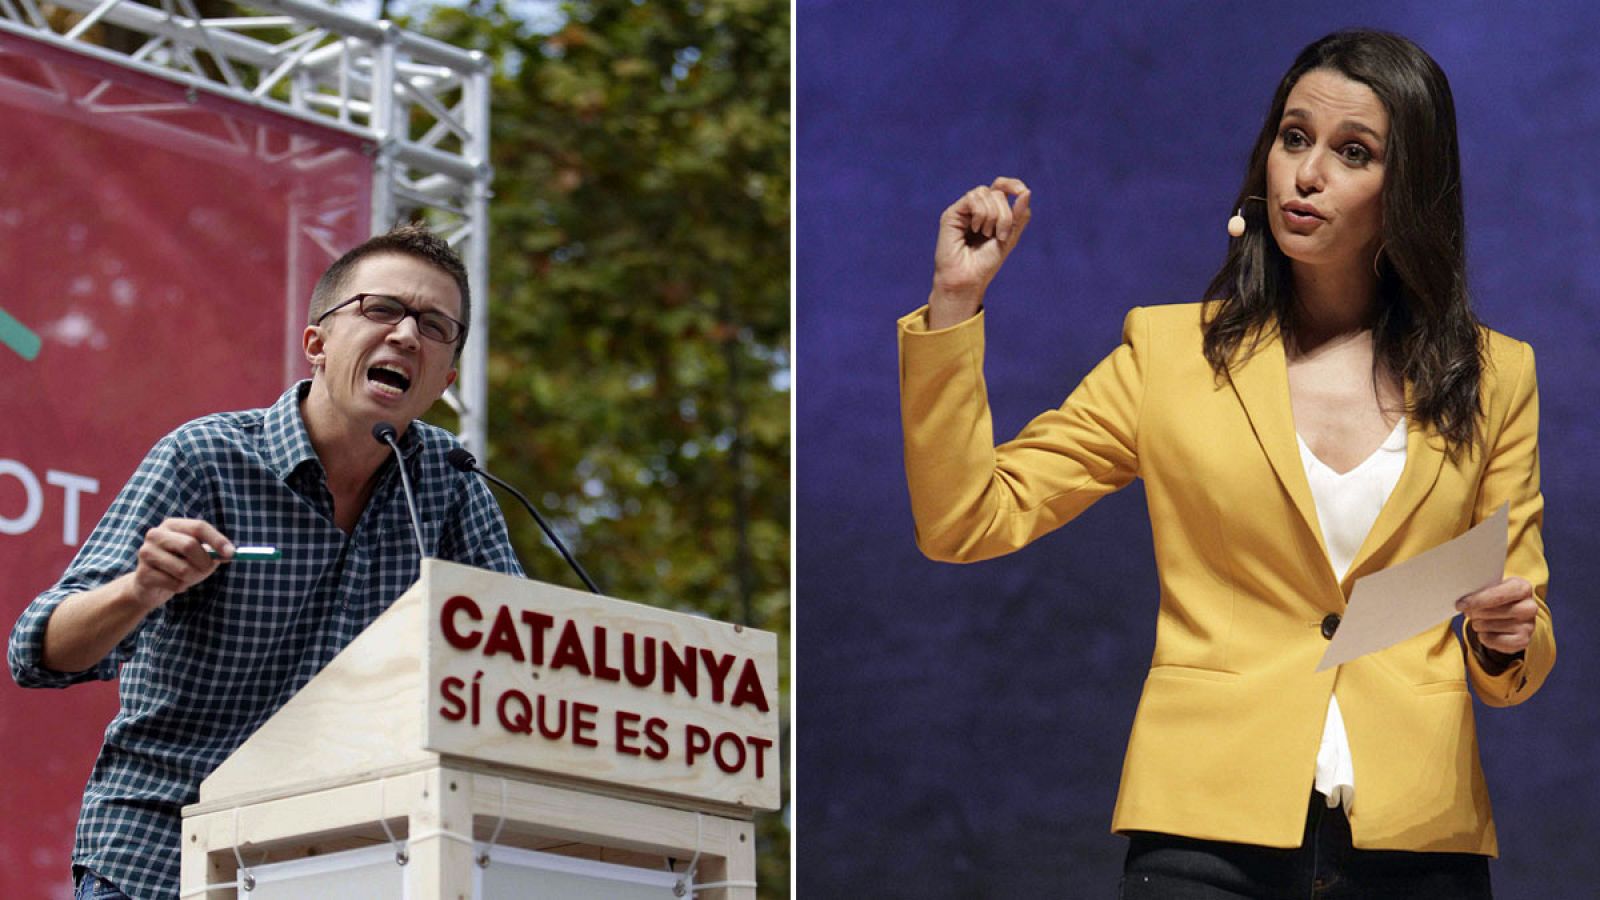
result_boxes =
[410,1,790,894]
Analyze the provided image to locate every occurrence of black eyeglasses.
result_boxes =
[316,294,465,344]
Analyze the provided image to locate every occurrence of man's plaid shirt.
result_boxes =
[8,381,523,899]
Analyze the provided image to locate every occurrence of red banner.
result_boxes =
[0,32,372,895]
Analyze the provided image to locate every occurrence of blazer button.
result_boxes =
[1320,613,1341,640]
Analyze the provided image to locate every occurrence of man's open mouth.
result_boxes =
[367,363,412,397]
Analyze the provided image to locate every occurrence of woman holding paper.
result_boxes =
[899,29,1549,898]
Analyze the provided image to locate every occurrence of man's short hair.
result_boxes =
[308,224,472,361]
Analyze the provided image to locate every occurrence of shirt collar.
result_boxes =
[262,380,424,483]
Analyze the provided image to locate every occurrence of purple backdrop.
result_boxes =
[797,1,1600,896]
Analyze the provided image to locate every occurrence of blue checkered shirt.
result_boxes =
[8,381,523,900]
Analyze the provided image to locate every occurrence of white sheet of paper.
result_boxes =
[1316,503,1508,672]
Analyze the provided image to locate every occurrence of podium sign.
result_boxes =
[187,561,773,897]
[197,559,780,813]
[422,560,780,809]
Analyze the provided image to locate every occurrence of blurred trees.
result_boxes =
[408,1,791,894]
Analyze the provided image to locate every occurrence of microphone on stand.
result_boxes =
[372,421,427,558]
[447,447,601,594]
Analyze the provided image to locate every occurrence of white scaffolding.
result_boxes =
[0,0,494,452]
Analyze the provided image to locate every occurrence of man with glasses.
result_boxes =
[8,225,523,900]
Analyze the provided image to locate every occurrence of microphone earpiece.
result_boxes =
[1227,195,1267,238]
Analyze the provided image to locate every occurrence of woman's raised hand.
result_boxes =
[928,177,1032,329]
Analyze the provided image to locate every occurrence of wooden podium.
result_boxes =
[179,559,780,899]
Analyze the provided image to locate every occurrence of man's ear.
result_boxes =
[445,367,458,390]
[303,325,326,373]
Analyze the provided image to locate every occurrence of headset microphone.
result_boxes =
[1228,195,1267,238]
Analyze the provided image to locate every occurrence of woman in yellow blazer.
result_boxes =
[900,30,1550,899]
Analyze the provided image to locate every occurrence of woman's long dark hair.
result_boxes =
[1202,30,1483,457]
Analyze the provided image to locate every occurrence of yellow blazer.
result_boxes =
[898,302,1552,855]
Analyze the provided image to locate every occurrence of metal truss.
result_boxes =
[0,0,494,453]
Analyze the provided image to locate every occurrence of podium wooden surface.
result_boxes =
[180,559,779,899]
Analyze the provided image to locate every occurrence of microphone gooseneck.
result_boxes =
[373,421,427,558]
[447,448,602,594]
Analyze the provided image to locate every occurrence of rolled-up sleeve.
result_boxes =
[9,434,196,688]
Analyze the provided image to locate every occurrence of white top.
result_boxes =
[1297,417,1408,811]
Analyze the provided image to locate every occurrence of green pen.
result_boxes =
[203,544,282,561]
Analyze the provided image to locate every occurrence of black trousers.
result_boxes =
[1119,792,1492,899]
